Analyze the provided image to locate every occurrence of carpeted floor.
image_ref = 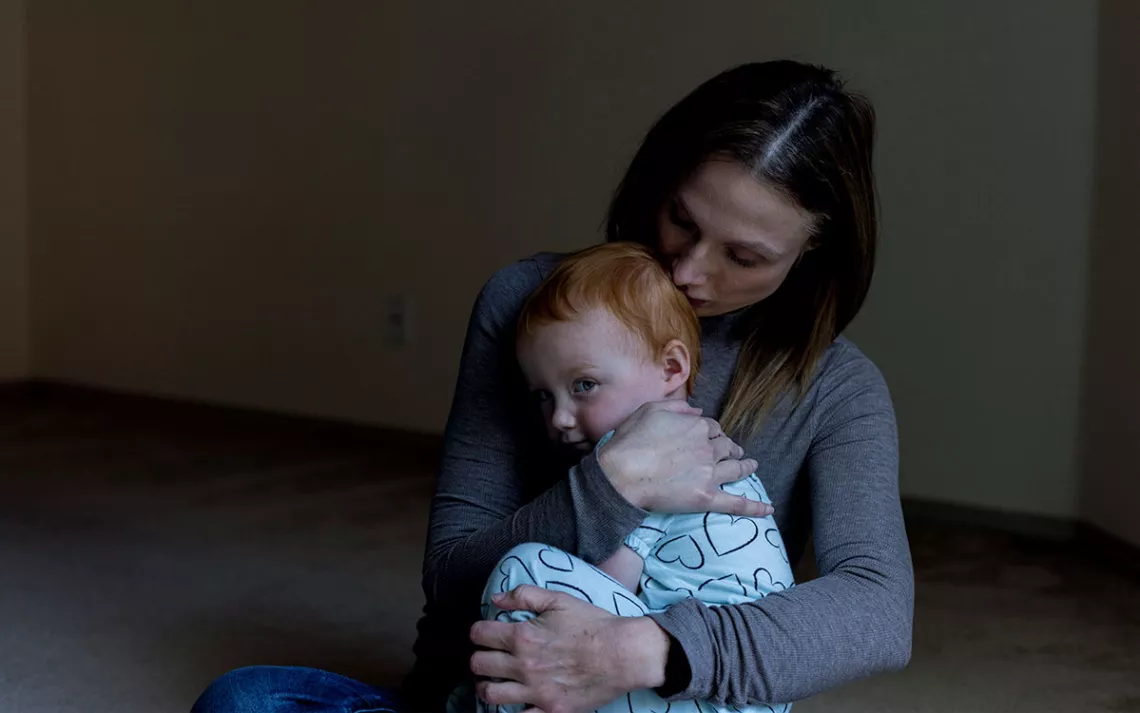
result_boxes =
[1,385,1138,713]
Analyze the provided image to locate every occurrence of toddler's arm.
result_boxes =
[598,545,644,593]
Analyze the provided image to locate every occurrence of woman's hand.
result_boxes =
[470,585,669,713]
[598,400,769,516]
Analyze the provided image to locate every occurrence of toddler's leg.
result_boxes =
[477,543,649,713]
[481,542,647,623]
[478,545,794,713]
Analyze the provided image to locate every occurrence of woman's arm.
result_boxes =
[648,348,914,705]
[422,259,648,611]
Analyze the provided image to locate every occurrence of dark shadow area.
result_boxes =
[1076,0,1140,554]
[0,384,432,711]
[2,385,1138,712]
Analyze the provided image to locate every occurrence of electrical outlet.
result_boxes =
[384,294,410,346]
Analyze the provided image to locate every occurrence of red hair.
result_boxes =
[518,243,701,394]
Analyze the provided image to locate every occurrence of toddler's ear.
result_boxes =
[660,339,692,394]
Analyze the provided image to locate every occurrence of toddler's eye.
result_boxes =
[572,379,597,394]
[532,390,552,403]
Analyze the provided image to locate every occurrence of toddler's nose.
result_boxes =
[551,404,576,431]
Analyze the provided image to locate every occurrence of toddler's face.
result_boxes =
[517,309,681,453]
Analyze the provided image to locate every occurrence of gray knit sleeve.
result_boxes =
[421,259,648,610]
[648,348,914,704]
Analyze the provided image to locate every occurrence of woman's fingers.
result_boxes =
[713,457,757,484]
[475,679,531,707]
[703,419,745,460]
[706,457,771,516]
[493,584,568,614]
[470,649,519,679]
[470,619,514,651]
[710,434,744,461]
[708,490,774,517]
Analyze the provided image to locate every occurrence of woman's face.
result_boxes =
[657,159,817,317]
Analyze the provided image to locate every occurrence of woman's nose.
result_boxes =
[672,243,709,287]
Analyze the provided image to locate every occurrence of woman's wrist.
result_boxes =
[597,440,647,509]
[613,616,670,690]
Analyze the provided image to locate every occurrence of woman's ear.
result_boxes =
[659,339,692,396]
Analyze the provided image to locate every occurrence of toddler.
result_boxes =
[480,243,794,713]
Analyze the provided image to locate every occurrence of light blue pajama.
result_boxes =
[478,473,795,713]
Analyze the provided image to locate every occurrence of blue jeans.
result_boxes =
[191,666,400,713]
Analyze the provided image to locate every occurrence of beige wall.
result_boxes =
[0,0,29,381]
[28,1,1098,518]
[814,1,1098,520]
[1079,0,1140,547]
[26,1,799,433]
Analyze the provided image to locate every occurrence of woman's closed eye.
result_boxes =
[572,379,598,395]
[725,245,767,269]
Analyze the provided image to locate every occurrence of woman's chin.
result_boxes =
[697,301,757,318]
[694,303,727,317]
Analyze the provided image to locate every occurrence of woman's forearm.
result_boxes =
[648,355,914,705]
[648,564,912,705]
[423,451,647,607]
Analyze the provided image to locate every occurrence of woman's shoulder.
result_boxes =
[471,252,565,330]
[808,337,893,410]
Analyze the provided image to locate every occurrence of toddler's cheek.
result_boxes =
[584,405,624,443]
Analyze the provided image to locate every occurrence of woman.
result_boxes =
[193,60,913,713]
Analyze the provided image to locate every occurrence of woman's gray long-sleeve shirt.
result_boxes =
[408,253,913,708]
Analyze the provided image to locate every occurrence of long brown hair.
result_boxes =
[606,61,878,437]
